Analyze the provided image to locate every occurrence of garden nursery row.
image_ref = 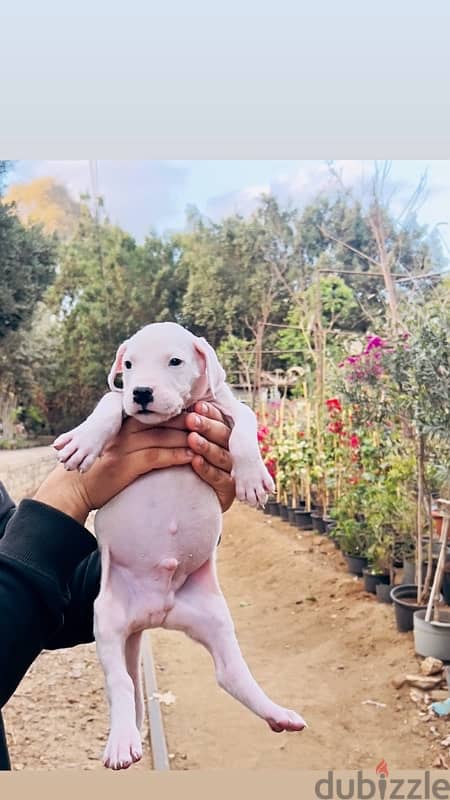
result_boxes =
[256,323,450,664]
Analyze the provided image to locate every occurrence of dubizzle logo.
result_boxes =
[314,759,450,799]
[376,760,389,799]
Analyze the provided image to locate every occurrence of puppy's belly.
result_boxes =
[94,466,222,583]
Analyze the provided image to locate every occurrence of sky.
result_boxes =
[7,160,450,255]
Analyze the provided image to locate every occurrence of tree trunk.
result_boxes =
[0,391,17,440]
[416,433,426,603]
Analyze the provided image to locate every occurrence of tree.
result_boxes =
[0,162,57,438]
[0,202,56,338]
[5,176,80,239]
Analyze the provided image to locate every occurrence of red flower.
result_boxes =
[349,434,360,449]
[265,458,276,479]
[327,421,344,434]
[326,397,342,413]
[257,425,269,442]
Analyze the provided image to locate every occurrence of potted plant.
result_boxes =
[414,501,450,659]
[334,517,369,576]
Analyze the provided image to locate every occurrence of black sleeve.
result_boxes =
[0,495,99,709]
[0,485,103,770]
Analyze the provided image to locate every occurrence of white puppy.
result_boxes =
[54,322,306,770]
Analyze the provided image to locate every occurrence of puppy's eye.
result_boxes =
[124,360,132,370]
[169,357,183,367]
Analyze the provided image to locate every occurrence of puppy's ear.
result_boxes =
[107,341,128,392]
[193,336,226,398]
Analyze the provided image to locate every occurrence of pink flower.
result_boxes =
[349,434,360,449]
[364,335,386,352]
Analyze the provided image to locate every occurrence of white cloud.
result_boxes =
[205,160,368,221]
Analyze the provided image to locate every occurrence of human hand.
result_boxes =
[34,403,235,524]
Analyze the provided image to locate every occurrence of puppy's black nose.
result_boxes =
[133,386,154,407]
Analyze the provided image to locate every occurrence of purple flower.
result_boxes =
[364,335,386,353]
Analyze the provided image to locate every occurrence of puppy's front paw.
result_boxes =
[53,426,105,472]
[232,459,275,508]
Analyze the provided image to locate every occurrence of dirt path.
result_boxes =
[0,446,53,470]
[2,502,448,770]
[151,506,447,771]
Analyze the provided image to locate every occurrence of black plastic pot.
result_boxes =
[376,582,393,604]
[279,504,289,521]
[264,499,279,516]
[324,518,336,535]
[294,509,313,530]
[344,553,368,576]
[287,507,298,525]
[442,571,450,605]
[402,559,436,586]
[363,568,390,595]
[311,512,327,535]
[390,584,428,633]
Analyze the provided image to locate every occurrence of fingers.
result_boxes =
[185,408,230,449]
[192,402,224,423]
[120,416,149,434]
[190,455,235,513]
[130,446,194,475]
[123,428,189,453]
[187,431,232,473]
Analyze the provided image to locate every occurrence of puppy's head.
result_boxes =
[107,322,225,423]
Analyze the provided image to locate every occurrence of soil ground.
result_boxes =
[2,463,449,770]
[0,445,53,470]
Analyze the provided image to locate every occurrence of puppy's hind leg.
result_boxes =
[163,558,307,733]
[94,550,142,770]
[125,631,145,731]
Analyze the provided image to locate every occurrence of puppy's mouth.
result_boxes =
[137,409,155,415]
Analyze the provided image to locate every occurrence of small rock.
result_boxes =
[421,657,444,676]
[410,688,426,705]
[441,736,450,748]
[392,674,406,690]
[430,690,450,702]
[432,754,449,770]
[405,674,443,691]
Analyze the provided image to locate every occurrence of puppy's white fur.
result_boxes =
[54,322,305,771]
